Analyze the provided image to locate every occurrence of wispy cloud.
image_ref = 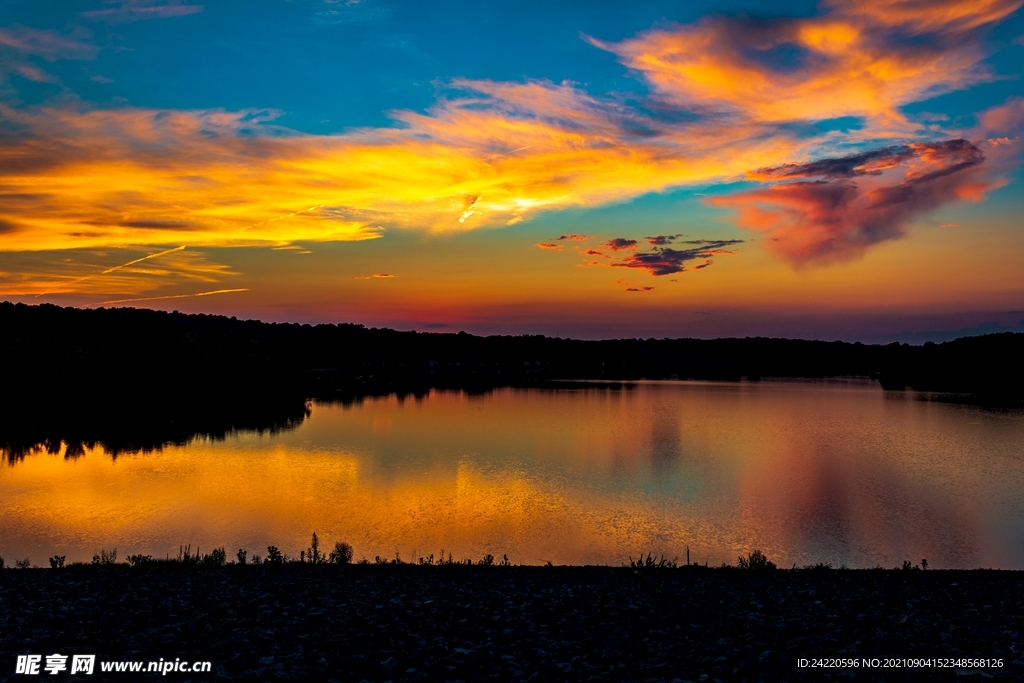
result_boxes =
[614,278,655,292]
[12,63,59,83]
[81,1,203,24]
[557,233,593,241]
[536,243,562,250]
[645,234,684,246]
[313,0,390,25]
[0,25,97,60]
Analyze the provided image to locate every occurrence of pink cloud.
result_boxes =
[0,25,97,60]
[711,140,1000,264]
[81,1,203,24]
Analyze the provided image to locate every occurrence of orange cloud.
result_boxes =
[831,0,1022,34]
[536,243,562,250]
[595,0,1020,132]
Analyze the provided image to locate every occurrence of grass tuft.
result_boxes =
[629,553,677,570]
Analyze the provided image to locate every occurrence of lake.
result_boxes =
[2,380,1023,569]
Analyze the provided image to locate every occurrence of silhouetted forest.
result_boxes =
[2,301,1021,462]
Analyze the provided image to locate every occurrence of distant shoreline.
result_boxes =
[3,300,1022,466]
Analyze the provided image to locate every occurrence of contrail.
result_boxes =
[36,245,187,297]
[100,245,186,274]
[101,288,248,305]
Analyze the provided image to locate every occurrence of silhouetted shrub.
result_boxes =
[479,553,495,566]
[265,546,284,565]
[15,558,31,569]
[126,554,154,567]
[92,548,118,565]
[203,547,227,567]
[329,541,353,565]
[236,549,247,565]
[0,555,4,569]
[738,549,776,570]
[48,555,66,569]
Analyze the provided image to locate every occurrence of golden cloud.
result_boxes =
[0,86,815,253]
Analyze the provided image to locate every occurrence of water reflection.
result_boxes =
[1,399,311,465]
[1,381,1022,569]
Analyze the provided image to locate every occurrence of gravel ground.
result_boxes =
[1,566,1022,682]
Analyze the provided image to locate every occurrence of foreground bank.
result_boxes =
[1,566,1021,682]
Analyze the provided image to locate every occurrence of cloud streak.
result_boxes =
[101,288,246,305]
[81,1,203,24]
[0,25,98,60]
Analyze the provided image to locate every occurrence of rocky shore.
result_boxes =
[1,566,1021,682]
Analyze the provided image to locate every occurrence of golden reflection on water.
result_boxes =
[2,382,1023,568]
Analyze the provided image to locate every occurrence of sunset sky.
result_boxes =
[1,0,1022,341]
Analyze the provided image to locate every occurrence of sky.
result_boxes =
[1,0,1023,342]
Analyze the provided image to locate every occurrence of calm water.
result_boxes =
[2,381,1024,568]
